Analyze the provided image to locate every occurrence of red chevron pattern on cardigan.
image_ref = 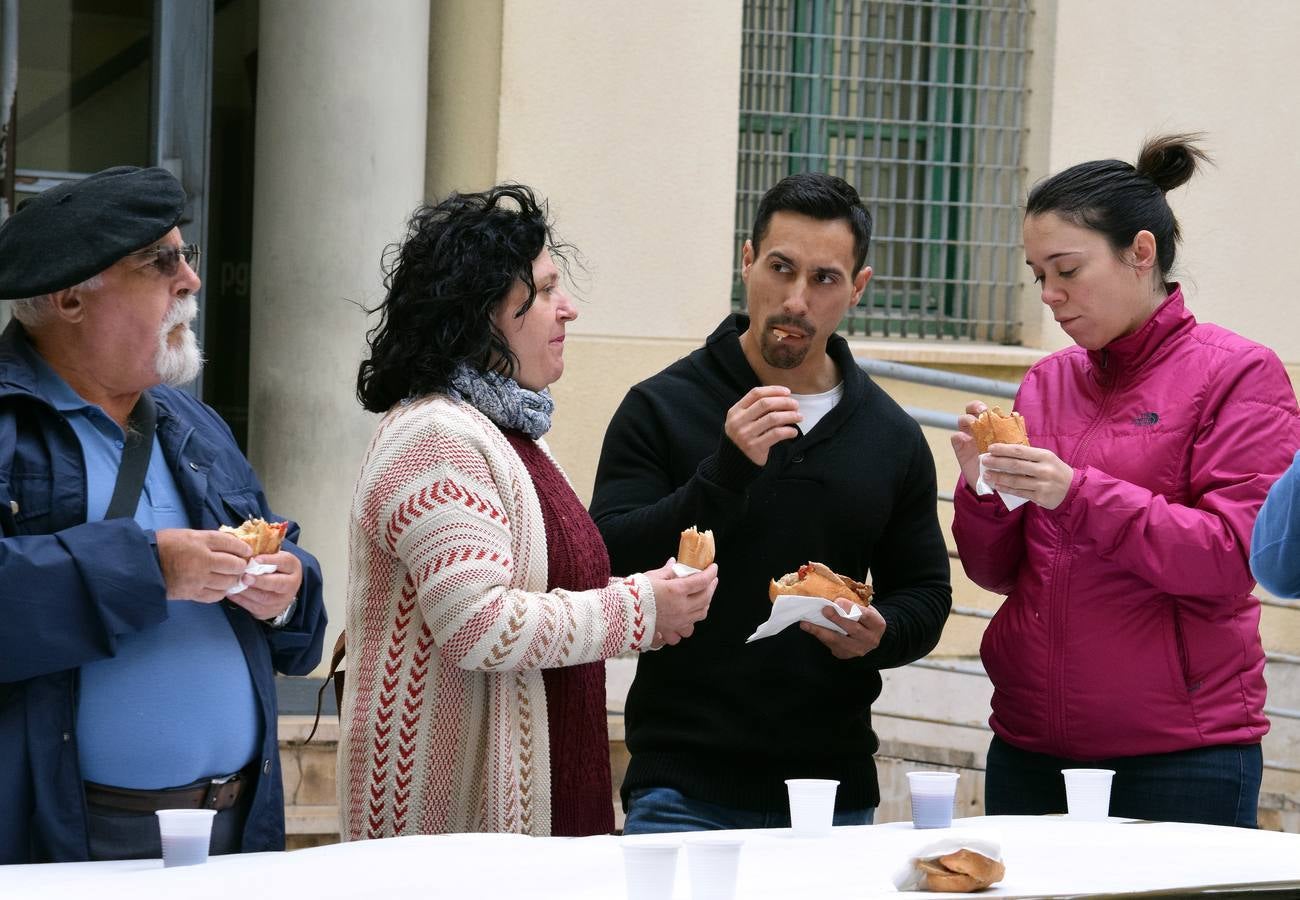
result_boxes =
[383,479,508,553]
[338,396,658,838]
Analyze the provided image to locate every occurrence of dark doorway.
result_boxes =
[10,0,258,449]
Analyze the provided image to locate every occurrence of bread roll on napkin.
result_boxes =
[893,833,1005,893]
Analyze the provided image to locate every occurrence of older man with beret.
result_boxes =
[0,166,327,863]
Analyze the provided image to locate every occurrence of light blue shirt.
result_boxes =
[27,352,261,789]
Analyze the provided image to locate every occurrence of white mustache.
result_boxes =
[162,296,199,332]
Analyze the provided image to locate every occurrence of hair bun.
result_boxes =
[1135,133,1210,194]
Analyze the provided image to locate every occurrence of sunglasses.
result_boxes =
[127,243,201,277]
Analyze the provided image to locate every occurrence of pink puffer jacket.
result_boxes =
[953,287,1300,759]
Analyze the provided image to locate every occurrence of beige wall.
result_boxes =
[1040,0,1300,361]
[493,0,743,528]
[1016,0,1058,350]
[426,0,741,337]
[426,0,503,196]
[494,0,741,344]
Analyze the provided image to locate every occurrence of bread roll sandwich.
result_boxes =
[914,848,1005,893]
[769,562,873,607]
[220,517,288,555]
[677,526,715,570]
[970,406,1029,453]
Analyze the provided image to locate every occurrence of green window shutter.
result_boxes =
[735,0,1031,344]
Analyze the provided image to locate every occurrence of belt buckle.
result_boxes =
[202,772,238,810]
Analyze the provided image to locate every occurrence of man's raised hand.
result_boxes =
[725,385,802,467]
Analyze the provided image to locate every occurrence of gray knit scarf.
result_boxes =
[446,363,554,439]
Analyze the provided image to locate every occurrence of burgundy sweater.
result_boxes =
[503,431,614,837]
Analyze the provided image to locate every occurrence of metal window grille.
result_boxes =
[735,0,1032,343]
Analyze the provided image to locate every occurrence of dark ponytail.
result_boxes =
[1135,133,1207,194]
[1026,133,1210,278]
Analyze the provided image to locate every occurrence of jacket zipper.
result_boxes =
[1171,603,1192,689]
[1048,349,1115,752]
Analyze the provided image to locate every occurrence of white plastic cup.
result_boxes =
[155,808,216,867]
[621,840,680,900]
[785,778,839,837]
[1062,768,1115,820]
[907,771,959,829]
[685,837,743,900]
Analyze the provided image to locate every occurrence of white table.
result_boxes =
[4,816,1300,899]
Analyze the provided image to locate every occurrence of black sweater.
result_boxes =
[591,314,952,814]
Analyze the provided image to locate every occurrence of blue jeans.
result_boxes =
[984,735,1262,828]
[623,786,875,835]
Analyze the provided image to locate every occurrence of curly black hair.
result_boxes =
[356,183,564,413]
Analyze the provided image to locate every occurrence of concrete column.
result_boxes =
[249,0,429,667]
[425,0,502,198]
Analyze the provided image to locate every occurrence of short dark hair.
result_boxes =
[750,172,873,274]
[1025,133,1209,279]
[356,183,563,414]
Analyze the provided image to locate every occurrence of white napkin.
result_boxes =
[227,562,277,595]
[975,452,1030,511]
[891,832,1004,891]
[746,595,863,643]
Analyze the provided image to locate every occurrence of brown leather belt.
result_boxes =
[84,768,251,814]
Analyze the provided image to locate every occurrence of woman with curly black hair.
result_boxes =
[340,184,717,839]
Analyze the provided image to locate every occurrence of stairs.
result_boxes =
[279,715,341,849]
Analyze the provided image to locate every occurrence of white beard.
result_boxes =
[155,296,204,387]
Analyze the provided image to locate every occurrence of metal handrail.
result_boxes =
[903,406,959,431]
[858,357,1019,398]
[910,659,987,678]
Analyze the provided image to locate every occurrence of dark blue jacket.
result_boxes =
[0,321,327,863]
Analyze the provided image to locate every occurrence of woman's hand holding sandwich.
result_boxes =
[645,560,718,649]
[981,446,1074,510]
[953,399,1072,509]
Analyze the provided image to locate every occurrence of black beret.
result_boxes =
[0,166,186,300]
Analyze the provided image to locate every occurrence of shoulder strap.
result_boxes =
[304,632,347,744]
[0,405,16,538]
[104,392,157,520]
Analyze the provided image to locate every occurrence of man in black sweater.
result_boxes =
[591,173,952,832]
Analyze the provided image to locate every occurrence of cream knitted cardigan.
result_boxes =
[338,395,657,839]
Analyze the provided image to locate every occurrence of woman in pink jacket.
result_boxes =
[951,135,1300,827]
